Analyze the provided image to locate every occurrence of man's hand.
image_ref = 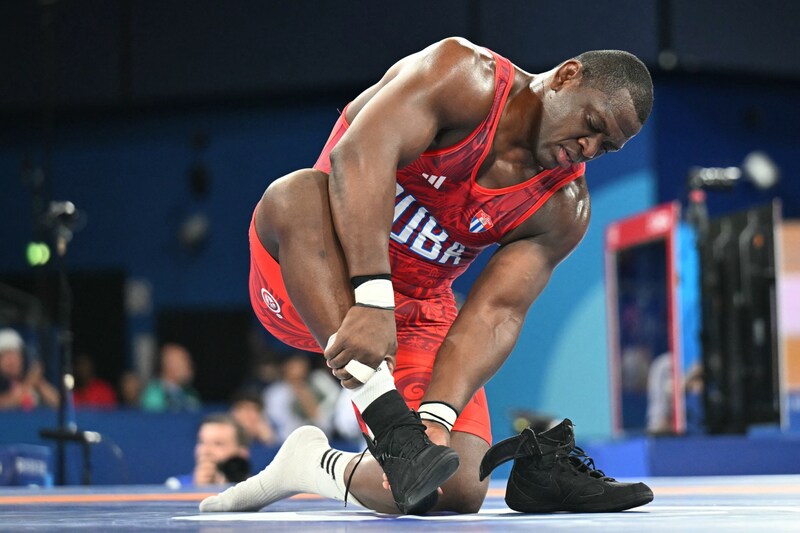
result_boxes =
[24,360,43,387]
[324,305,397,389]
[193,459,224,486]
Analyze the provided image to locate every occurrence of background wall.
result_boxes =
[1,1,799,448]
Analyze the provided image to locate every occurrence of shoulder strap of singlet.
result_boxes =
[465,50,515,182]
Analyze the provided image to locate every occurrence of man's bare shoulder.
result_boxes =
[347,38,499,128]
[399,38,498,123]
[500,176,591,262]
[424,38,496,88]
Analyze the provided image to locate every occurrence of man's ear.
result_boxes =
[551,60,582,91]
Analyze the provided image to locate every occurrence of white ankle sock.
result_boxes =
[326,333,396,415]
[348,360,395,414]
[199,426,365,512]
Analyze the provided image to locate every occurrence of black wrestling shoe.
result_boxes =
[480,419,653,513]
[364,411,459,514]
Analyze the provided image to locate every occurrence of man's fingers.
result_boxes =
[326,351,351,370]
[332,367,353,381]
[340,376,363,390]
[333,366,374,388]
[323,332,339,361]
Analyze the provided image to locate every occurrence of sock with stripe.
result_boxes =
[199,426,364,512]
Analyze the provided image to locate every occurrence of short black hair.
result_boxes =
[201,412,251,448]
[230,388,264,411]
[572,50,653,124]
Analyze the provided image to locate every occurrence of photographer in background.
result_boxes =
[166,413,252,488]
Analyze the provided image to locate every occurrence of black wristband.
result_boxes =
[351,273,392,289]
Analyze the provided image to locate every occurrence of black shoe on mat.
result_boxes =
[480,419,653,513]
[365,411,459,514]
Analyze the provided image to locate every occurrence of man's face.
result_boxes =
[231,401,262,437]
[195,422,246,465]
[162,346,194,385]
[0,349,24,379]
[536,80,642,170]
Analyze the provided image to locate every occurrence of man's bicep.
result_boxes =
[334,74,445,168]
[333,41,488,168]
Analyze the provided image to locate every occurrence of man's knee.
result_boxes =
[261,169,328,219]
[256,169,330,247]
[437,483,487,514]
[435,431,491,513]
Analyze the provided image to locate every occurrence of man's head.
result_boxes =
[229,390,265,440]
[535,50,653,170]
[119,370,142,406]
[74,354,96,387]
[573,50,653,125]
[282,352,311,383]
[195,413,251,466]
[0,329,25,380]
[159,343,194,386]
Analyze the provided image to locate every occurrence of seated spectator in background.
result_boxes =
[238,354,281,396]
[73,353,117,409]
[229,389,278,446]
[0,328,59,410]
[141,343,201,412]
[330,387,367,448]
[118,370,143,408]
[165,413,251,488]
[264,351,340,441]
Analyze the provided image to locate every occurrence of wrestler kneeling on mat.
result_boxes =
[201,36,654,515]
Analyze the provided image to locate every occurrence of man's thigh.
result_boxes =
[393,344,492,444]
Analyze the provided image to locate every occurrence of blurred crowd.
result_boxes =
[0,326,363,486]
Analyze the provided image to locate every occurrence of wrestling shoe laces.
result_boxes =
[537,432,614,482]
[364,410,459,514]
[480,419,654,513]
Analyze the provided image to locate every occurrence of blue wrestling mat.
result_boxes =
[1,476,799,532]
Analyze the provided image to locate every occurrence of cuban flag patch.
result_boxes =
[469,209,494,233]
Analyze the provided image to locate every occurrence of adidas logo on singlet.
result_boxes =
[421,173,447,189]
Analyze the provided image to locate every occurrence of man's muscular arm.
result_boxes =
[324,38,494,379]
[421,178,591,435]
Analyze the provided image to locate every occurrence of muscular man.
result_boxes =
[202,37,654,515]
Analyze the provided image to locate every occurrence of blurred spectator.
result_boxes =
[0,328,59,410]
[646,351,673,434]
[238,354,281,395]
[229,389,278,446]
[140,343,201,412]
[118,370,143,408]
[330,387,366,447]
[73,353,117,409]
[264,351,340,441]
[165,413,251,488]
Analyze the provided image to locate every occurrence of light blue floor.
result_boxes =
[1,475,799,532]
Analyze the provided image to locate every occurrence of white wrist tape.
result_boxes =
[354,279,395,310]
[344,359,377,383]
[418,401,459,432]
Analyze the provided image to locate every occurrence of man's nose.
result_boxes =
[581,136,601,159]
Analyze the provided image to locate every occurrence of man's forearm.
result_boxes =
[423,309,524,413]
